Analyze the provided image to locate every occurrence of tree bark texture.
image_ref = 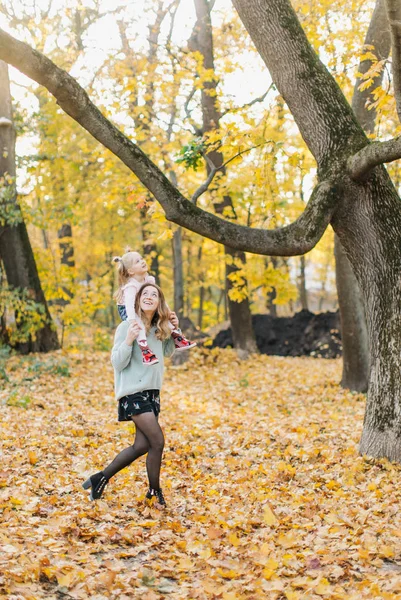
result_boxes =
[0,61,59,352]
[335,236,370,392]
[334,0,389,392]
[298,255,308,310]
[172,227,184,321]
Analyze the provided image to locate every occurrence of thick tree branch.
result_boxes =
[347,136,401,179]
[386,0,401,123]
[232,0,367,169]
[0,27,337,256]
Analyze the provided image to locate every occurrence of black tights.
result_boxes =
[102,412,165,490]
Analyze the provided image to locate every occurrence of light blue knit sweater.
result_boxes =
[111,321,175,400]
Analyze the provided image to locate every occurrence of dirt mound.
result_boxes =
[212,309,342,358]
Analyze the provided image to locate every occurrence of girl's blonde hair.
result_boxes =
[135,283,171,341]
[112,246,136,304]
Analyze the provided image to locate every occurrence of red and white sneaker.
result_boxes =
[171,330,197,352]
[139,345,159,366]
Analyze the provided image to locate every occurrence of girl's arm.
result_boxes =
[111,325,134,372]
[124,285,137,321]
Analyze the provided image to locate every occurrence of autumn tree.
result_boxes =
[334,0,391,392]
[4,0,401,460]
[188,0,257,356]
[0,60,59,352]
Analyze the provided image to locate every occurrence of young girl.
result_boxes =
[113,248,196,366]
[83,283,177,508]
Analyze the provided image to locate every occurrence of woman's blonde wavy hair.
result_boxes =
[135,283,171,341]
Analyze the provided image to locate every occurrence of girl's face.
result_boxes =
[139,285,160,313]
[128,252,148,275]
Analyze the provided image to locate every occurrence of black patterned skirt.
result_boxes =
[118,389,161,421]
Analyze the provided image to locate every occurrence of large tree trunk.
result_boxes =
[0,61,59,352]
[335,0,390,392]
[192,0,257,357]
[232,0,401,460]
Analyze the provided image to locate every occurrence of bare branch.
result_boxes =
[191,164,217,205]
[166,0,181,47]
[348,136,401,179]
[183,85,202,135]
[220,84,274,118]
[386,0,401,123]
[191,143,267,205]
[0,27,338,256]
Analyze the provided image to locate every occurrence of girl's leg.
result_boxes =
[131,412,165,491]
[134,314,148,346]
[102,427,149,480]
[134,314,159,365]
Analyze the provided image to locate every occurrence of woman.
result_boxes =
[83,283,177,509]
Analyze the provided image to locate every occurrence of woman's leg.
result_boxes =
[102,426,149,480]
[131,412,165,491]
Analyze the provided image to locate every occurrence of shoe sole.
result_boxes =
[175,343,197,352]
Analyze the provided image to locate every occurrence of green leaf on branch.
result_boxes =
[175,137,206,171]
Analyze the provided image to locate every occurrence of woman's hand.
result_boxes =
[169,311,179,329]
[125,320,140,346]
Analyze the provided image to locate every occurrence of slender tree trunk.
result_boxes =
[172,227,184,321]
[298,255,308,310]
[140,206,160,284]
[56,222,75,306]
[0,61,59,353]
[335,236,370,391]
[196,244,205,330]
[216,287,224,322]
[0,259,9,344]
[191,0,257,357]
[265,257,278,316]
[266,286,278,317]
[198,285,205,330]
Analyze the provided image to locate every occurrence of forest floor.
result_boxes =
[1,347,401,599]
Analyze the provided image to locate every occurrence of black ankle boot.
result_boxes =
[145,487,167,507]
[82,471,108,500]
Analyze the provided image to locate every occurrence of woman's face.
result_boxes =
[139,285,160,313]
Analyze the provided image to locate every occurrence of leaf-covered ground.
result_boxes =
[1,348,401,599]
